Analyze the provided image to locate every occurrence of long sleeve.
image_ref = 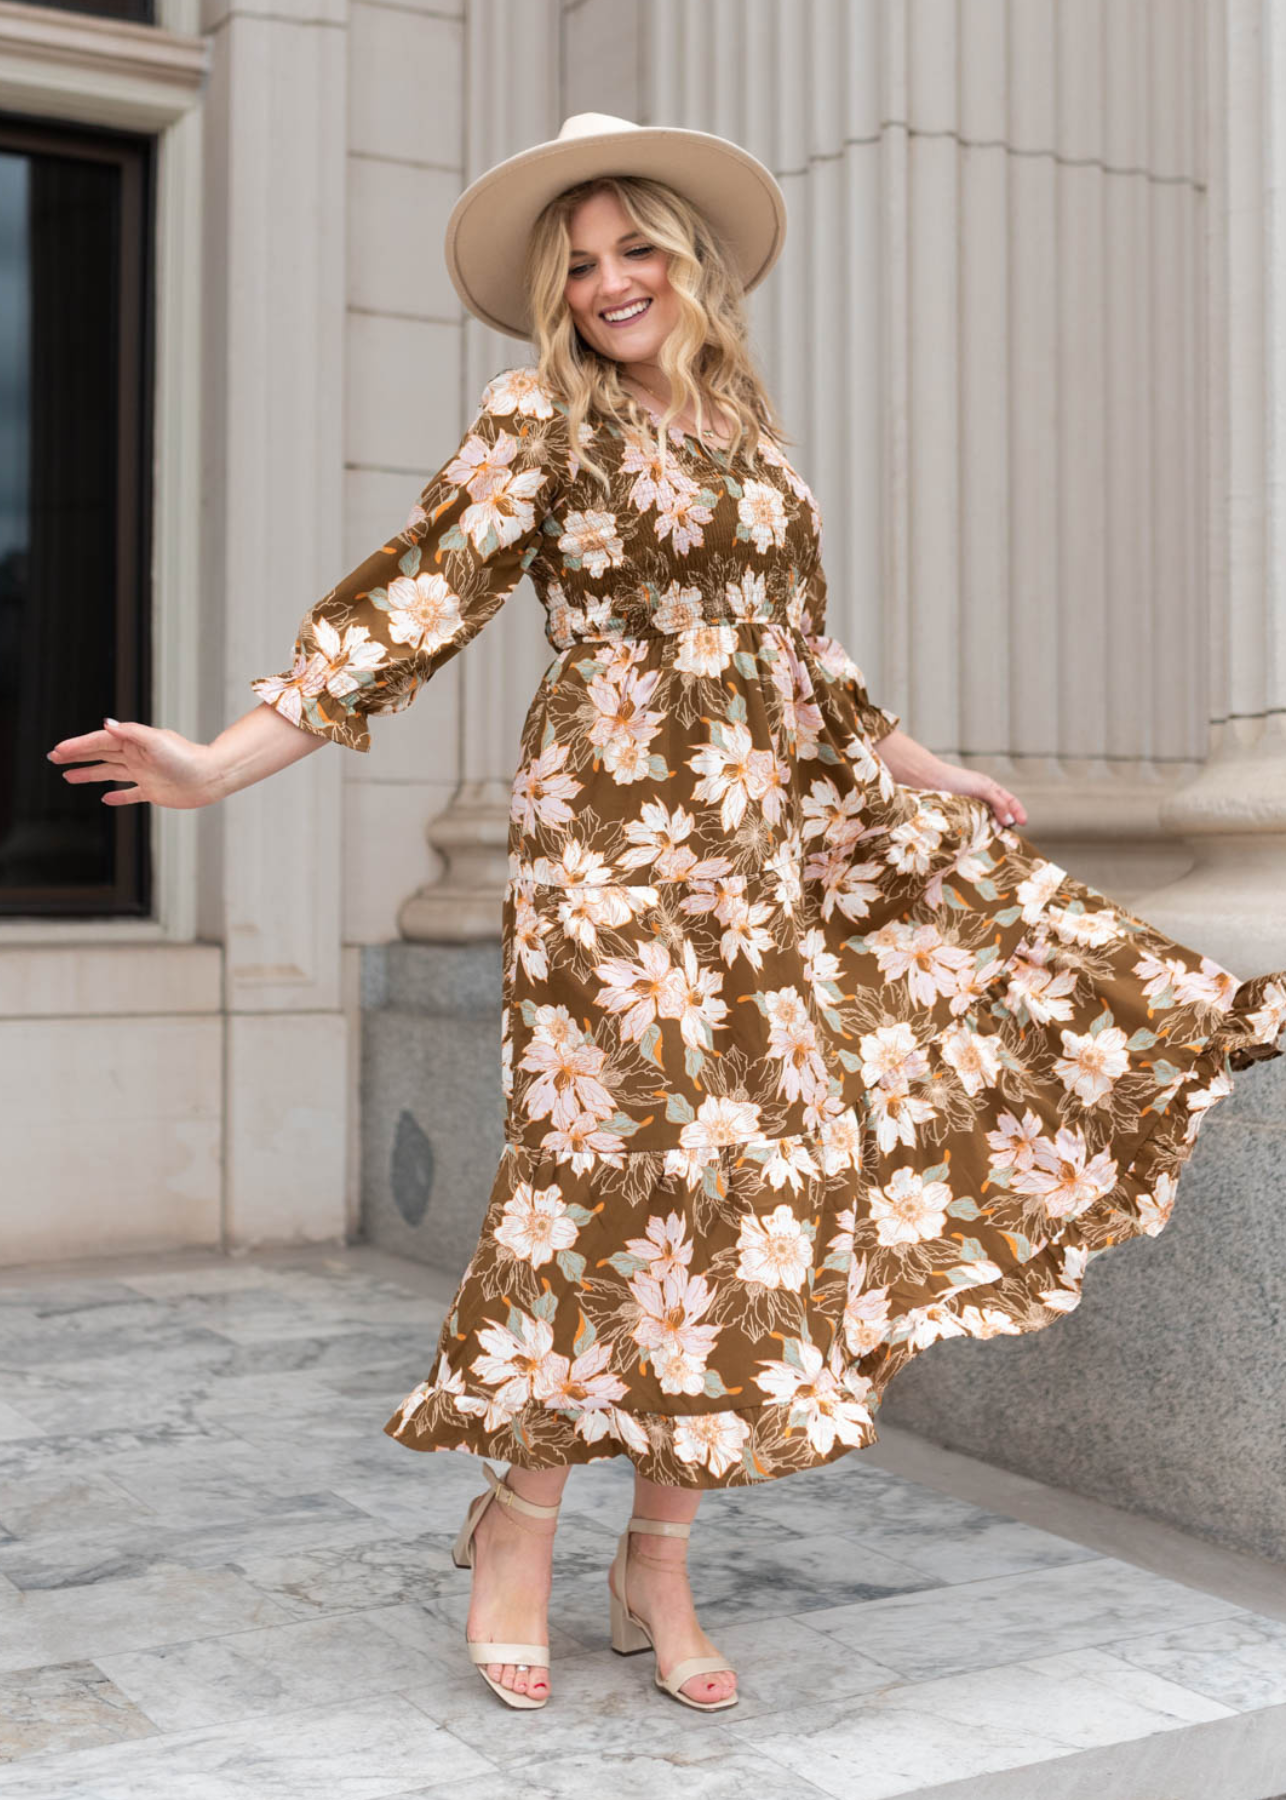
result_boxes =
[249,367,570,753]
[798,552,900,744]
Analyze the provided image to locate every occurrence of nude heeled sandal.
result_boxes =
[451,1462,560,1710]
[607,1515,738,1711]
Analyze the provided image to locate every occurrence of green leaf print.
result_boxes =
[703,1368,729,1397]
[398,544,422,578]
[556,1249,586,1284]
[946,1195,984,1218]
[726,691,748,723]
[641,1021,664,1068]
[573,1311,597,1355]
[666,1090,696,1124]
[531,1289,559,1323]
[733,651,760,677]
[1127,1028,1159,1050]
[1089,1009,1116,1036]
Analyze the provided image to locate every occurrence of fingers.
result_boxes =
[57,763,129,784]
[989,784,1027,827]
[47,722,127,763]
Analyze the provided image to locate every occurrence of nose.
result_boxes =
[596,257,634,297]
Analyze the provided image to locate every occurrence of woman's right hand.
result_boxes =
[48,720,219,809]
[48,702,329,808]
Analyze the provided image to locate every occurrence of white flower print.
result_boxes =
[673,1411,750,1478]
[1009,1124,1118,1219]
[493,1180,580,1268]
[559,508,625,577]
[870,1167,954,1247]
[384,571,466,655]
[1053,1024,1131,1106]
[735,1202,813,1289]
[737,478,788,553]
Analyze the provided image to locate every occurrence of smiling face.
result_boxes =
[561,187,680,370]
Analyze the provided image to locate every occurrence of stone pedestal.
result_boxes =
[359,941,503,1279]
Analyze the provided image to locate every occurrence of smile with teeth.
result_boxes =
[601,297,652,324]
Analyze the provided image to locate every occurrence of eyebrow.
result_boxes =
[568,230,647,257]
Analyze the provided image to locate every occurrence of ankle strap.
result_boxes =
[484,1463,562,1519]
[627,1515,691,1538]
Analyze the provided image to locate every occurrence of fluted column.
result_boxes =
[645,0,1208,896]
[399,0,561,941]
[1130,0,1286,975]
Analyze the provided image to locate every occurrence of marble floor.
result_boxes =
[0,1243,1282,1800]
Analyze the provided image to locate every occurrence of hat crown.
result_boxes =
[555,112,641,142]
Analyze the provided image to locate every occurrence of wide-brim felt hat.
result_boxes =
[444,112,788,341]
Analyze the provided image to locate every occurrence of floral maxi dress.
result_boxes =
[250,364,1286,1489]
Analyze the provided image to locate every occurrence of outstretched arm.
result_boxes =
[47,701,326,809]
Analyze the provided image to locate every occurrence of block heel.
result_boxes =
[606,1514,738,1710]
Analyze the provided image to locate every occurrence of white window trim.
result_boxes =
[0,0,209,946]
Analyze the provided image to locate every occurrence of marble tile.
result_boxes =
[1107,1610,1286,1711]
[117,1267,279,1301]
[0,1693,493,1798]
[95,1606,453,1731]
[0,1420,245,1484]
[675,1613,902,1722]
[0,1472,160,1543]
[0,1567,291,1675]
[225,1533,461,1620]
[400,1644,784,1767]
[0,1405,44,1444]
[727,1644,1236,1800]
[404,1743,831,1799]
[0,1371,244,1445]
[0,1281,152,1313]
[0,1661,156,1762]
[0,1492,383,1591]
[501,1527,936,1660]
[801,1554,1248,1683]
[0,1316,221,1372]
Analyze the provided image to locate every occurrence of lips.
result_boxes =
[601,297,652,327]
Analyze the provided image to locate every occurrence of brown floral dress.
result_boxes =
[251,364,1286,1488]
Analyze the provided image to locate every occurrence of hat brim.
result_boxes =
[444,124,787,341]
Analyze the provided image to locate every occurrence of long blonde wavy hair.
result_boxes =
[519,173,792,493]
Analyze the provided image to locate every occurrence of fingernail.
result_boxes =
[104,717,119,727]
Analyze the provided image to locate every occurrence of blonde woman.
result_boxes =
[47,114,1286,1715]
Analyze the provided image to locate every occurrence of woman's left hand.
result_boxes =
[932,762,1027,828]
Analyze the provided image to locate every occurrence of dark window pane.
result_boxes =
[0,118,153,916]
[21,1,155,21]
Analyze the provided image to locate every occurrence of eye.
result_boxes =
[567,243,655,280]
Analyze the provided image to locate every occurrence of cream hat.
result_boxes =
[444,112,788,341]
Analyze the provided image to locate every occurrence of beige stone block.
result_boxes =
[349,3,463,166]
[342,778,456,944]
[347,156,459,320]
[0,1017,222,1265]
[0,944,221,1018]
[225,1011,349,1247]
[344,313,459,474]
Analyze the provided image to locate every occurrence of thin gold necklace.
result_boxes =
[625,374,732,450]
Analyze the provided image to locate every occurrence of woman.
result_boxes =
[47,113,1286,1717]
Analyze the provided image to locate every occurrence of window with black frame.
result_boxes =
[21,2,156,21]
[0,116,154,917]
